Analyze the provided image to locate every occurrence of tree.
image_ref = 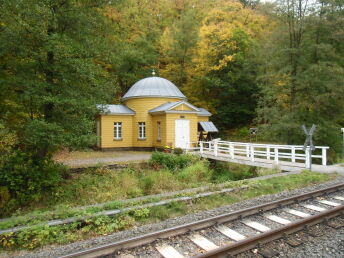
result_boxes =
[184,1,269,129]
[256,0,344,153]
[0,0,116,158]
[159,7,199,88]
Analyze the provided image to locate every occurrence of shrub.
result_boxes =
[149,151,199,171]
[0,151,66,208]
[211,162,257,182]
[177,161,212,184]
[173,148,183,155]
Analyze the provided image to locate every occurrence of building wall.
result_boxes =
[198,116,210,122]
[124,97,183,147]
[100,98,212,149]
[100,115,133,148]
[165,113,198,148]
[151,114,166,148]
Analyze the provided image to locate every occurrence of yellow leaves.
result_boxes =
[0,233,15,249]
[212,54,235,71]
[192,1,269,76]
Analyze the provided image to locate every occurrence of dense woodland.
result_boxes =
[0,0,343,206]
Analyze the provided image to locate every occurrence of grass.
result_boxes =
[2,157,267,218]
[0,170,336,251]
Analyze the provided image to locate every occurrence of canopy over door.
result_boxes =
[198,121,218,132]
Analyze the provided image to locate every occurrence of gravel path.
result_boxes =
[8,176,344,258]
[61,152,151,167]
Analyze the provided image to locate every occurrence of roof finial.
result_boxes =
[152,69,156,76]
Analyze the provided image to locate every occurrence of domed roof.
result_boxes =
[122,77,186,101]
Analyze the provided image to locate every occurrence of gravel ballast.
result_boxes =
[237,221,344,258]
[9,176,344,258]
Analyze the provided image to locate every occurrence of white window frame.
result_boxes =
[114,122,122,139]
[157,121,161,141]
[138,122,146,139]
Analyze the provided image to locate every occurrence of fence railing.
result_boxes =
[190,140,329,169]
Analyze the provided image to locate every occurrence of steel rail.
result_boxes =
[196,205,344,258]
[59,182,344,258]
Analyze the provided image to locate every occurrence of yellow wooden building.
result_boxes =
[96,76,218,150]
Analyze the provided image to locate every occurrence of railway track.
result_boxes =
[60,183,344,258]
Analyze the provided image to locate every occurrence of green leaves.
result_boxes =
[256,0,344,154]
[0,0,116,156]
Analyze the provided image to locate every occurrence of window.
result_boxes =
[114,122,122,139]
[157,121,161,140]
[138,122,146,139]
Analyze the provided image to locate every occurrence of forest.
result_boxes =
[0,0,343,206]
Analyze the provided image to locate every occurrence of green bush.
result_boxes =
[177,161,212,184]
[173,148,183,155]
[211,162,257,182]
[149,151,199,171]
[0,151,66,208]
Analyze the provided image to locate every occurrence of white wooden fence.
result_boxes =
[189,140,329,169]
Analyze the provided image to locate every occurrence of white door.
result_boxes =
[175,120,190,149]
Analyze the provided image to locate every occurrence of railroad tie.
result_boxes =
[189,233,218,251]
[285,209,310,218]
[242,220,270,232]
[333,196,344,201]
[303,204,327,212]
[216,225,246,241]
[264,214,291,225]
[317,200,341,207]
[156,244,185,258]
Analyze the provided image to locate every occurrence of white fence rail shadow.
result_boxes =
[187,140,329,169]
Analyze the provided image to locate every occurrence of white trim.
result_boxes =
[114,122,122,140]
[138,122,146,139]
[168,101,200,112]
[165,110,199,114]
[102,113,135,116]
[157,121,161,141]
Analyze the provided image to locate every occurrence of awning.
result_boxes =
[198,121,218,133]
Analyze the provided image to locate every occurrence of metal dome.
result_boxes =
[122,77,186,101]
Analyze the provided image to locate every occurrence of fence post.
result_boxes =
[305,147,311,169]
[214,141,218,157]
[267,146,270,160]
[274,148,279,164]
[246,145,250,157]
[230,143,234,159]
[291,147,296,163]
[251,145,255,162]
[322,148,327,166]
[200,141,203,154]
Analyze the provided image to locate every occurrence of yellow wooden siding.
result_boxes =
[198,116,210,122]
[165,113,198,148]
[100,115,133,148]
[171,103,194,111]
[152,114,166,148]
[124,97,183,147]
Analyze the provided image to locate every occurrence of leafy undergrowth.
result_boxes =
[0,170,336,251]
[2,153,265,218]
